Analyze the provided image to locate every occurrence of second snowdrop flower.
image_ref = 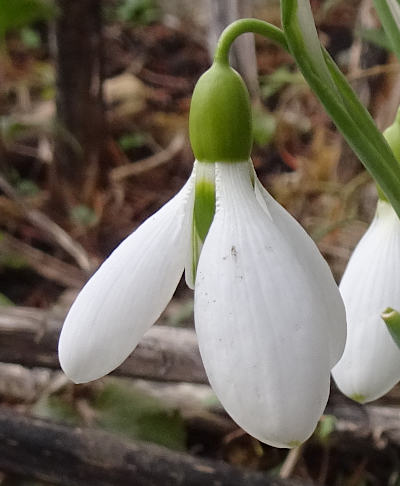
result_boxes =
[333,112,400,403]
[332,199,400,403]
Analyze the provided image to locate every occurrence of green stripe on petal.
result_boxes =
[194,179,216,241]
[185,162,216,288]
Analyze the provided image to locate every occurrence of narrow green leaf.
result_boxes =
[373,0,400,61]
[281,0,400,218]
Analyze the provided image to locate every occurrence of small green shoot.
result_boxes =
[115,0,161,26]
[118,132,146,152]
[382,307,400,349]
[69,205,99,228]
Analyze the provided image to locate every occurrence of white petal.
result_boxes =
[254,172,346,368]
[332,200,400,402]
[194,161,331,448]
[59,172,195,383]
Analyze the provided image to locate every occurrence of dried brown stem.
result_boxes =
[110,133,185,182]
[0,233,87,288]
[0,174,92,272]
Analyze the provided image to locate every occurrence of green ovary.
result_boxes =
[189,62,252,162]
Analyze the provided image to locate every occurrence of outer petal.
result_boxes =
[332,200,400,402]
[254,173,346,368]
[194,161,331,448]
[59,172,195,383]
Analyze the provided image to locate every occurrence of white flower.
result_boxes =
[59,159,346,448]
[332,200,400,403]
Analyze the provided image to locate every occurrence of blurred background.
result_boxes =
[1,0,400,485]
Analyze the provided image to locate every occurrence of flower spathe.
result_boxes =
[59,158,346,448]
[332,200,400,403]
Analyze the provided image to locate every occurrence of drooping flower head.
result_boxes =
[332,111,400,403]
[59,59,346,448]
[332,199,400,403]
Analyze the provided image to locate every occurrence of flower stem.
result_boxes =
[214,19,288,65]
[213,11,400,218]
[281,0,400,218]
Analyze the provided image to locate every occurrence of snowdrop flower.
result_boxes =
[59,61,346,448]
[332,200,400,403]
[332,113,400,403]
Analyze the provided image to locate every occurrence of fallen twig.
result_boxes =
[327,401,400,448]
[110,133,185,181]
[279,445,304,479]
[2,304,400,429]
[0,407,310,486]
[0,233,87,288]
[0,174,92,272]
[0,306,208,384]
[2,305,400,467]
[0,364,50,404]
